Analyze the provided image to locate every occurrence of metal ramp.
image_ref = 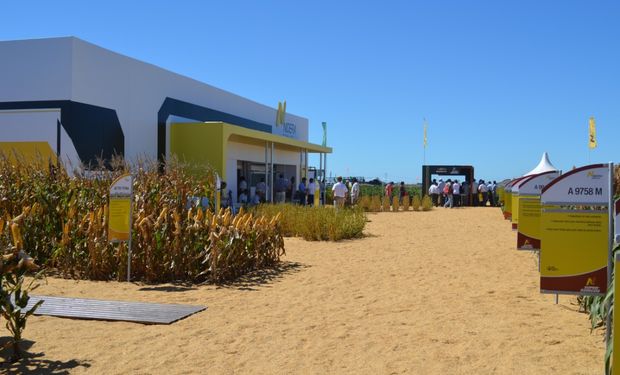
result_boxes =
[26,295,206,324]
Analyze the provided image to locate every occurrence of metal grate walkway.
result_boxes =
[26,295,206,324]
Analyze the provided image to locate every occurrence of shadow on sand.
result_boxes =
[218,261,309,291]
[138,284,198,292]
[0,338,91,374]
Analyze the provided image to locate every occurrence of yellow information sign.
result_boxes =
[497,186,505,207]
[540,210,608,294]
[108,174,133,242]
[504,190,512,220]
[517,197,541,249]
[108,197,131,241]
[511,193,520,230]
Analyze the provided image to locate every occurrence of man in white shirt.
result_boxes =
[478,180,488,206]
[488,180,497,207]
[428,180,439,206]
[307,178,317,206]
[452,180,461,207]
[350,178,360,205]
[332,176,348,208]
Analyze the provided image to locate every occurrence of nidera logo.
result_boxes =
[586,171,603,180]
[586,277,596,286]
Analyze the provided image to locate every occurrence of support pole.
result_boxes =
[324,152,328,204]
[127,177,134,282]
[605,162,614,345]
[270,142,274,203]
[319,152,323,205]
[305,149,309,180]
[264,141,268,202]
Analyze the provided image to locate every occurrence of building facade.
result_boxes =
[0,37,330,203]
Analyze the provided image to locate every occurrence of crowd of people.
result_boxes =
[331,177,360,208]
[219,174,331,209]
[427,179,499,208]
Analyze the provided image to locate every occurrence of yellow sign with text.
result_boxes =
[540,210,608,294]
[517,197,541,249]
[511,194,520,228]
[108,197,131,241]
[504,191,512,219]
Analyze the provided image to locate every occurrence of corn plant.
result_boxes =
[381,197,390,212]
[252,204,365,241]
[0,152,285,284]
[402,195,410,211]
[1,217,44,362]
[369,196,382,212]
[391,196,399,212]
[421,195,433,211]
[412,195,422,211]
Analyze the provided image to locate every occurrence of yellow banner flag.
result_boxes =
[588,117,597,149]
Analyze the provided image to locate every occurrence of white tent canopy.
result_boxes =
[524,152,558,176]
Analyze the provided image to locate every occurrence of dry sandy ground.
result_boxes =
[1,208,605,374]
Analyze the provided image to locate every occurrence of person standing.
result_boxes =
[398,181,406,204]
[319,179,326,205]
[256,177,267,203]
[443,179,453,208]
[307,178,316,206]
[461,180,469,206]
[351,177,360,205]
[332,176,348,209]
[238,176,247,200]
[385,181,394,201]
[471,179,479,206]
[452,180,461,207]
[437,179,445,206]
[478,180,488,206]
[298,177,307,205]
[428,179,439,206]
[275,174,287,203]
[490,180,498,207]
[220,181,233,209]
[287,176,296,202]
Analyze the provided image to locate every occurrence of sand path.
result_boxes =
[3,208,604,374]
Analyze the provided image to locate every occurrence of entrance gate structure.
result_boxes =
[422,165,475,206]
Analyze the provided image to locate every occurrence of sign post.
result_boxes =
[108,173,133,282]
[517,171,559,250]
[540,164,612,296]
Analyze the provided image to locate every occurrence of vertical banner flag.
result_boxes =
[588,117,597,149]
[322,122,327,147]
[423,119,428,148]
[108,173,133,242]
[540,163,612,295]
[516,171,559,250]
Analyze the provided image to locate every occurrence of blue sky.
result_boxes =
[3,1,619,182]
